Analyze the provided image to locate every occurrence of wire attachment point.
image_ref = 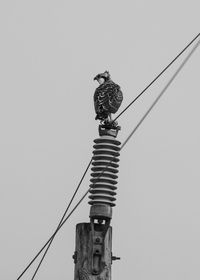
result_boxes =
[98,124,121,138]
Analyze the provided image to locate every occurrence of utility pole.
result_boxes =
[73,124,121,280]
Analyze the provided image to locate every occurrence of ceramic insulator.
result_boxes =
[89,136,121,208]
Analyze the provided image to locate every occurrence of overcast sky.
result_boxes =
[0,1,200,279]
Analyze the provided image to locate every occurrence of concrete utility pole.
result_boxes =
[73,124,121,280]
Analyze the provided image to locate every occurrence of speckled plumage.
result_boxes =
[94,80,123,121]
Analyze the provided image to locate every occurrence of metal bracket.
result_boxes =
[98,124,121,137]
[92,233,103,275]
[90,219,110,275]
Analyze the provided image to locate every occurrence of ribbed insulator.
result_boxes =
[89,136,121,208]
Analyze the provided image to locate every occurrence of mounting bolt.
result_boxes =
[93,269,98,275]
[112,255,121,261]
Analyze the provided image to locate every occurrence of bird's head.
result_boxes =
[94,71,111,85]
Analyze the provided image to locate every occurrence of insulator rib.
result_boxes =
[89,136,121,212]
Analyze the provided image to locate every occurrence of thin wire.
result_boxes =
[30,190,90,280]
[17,35,200,280]
[113,32,200,123]
[31,158,114,280]
[17,159,92,280]
[121,38,200,149]
[30,159,92,280]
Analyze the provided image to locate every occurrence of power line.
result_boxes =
[121,38,200,149]
[30,190,90,280]
[30,159,115,279]
[17,159,92,280]
[30,159,92,280]
[16,34,200,280]
[113,32,200,123]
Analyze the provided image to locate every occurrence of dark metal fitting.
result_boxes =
[72,251,77,263]
[112,256,121,261]
[95,249,101,255]
[95,237,101,243]
[90,204,112,220]
[92,269,98,275]
[98,124,121,137]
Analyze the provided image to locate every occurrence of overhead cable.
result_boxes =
[113,32,200,123]
[17,159,92,280]
[121,38,200,149]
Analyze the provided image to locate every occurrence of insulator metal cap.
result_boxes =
[89,204,113,220]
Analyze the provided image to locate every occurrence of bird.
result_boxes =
[93,71,123,127]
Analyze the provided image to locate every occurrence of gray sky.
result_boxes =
[0,0,200,279]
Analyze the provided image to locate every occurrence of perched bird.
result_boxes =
[93,71,123,126]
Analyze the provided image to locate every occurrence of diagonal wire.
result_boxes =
[26,36,200,280]
[113,32,200,123]
[121,37,200,149]
[16,159,92,280]
[30,160,93,280]
[30,191,89,280]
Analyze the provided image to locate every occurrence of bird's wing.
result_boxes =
[94,82,123,115]
[94,86,110,114]
[107,83,123,113]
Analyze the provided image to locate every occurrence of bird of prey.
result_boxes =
[93,71,123,127]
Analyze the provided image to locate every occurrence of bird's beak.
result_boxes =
[93,76,97,81]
